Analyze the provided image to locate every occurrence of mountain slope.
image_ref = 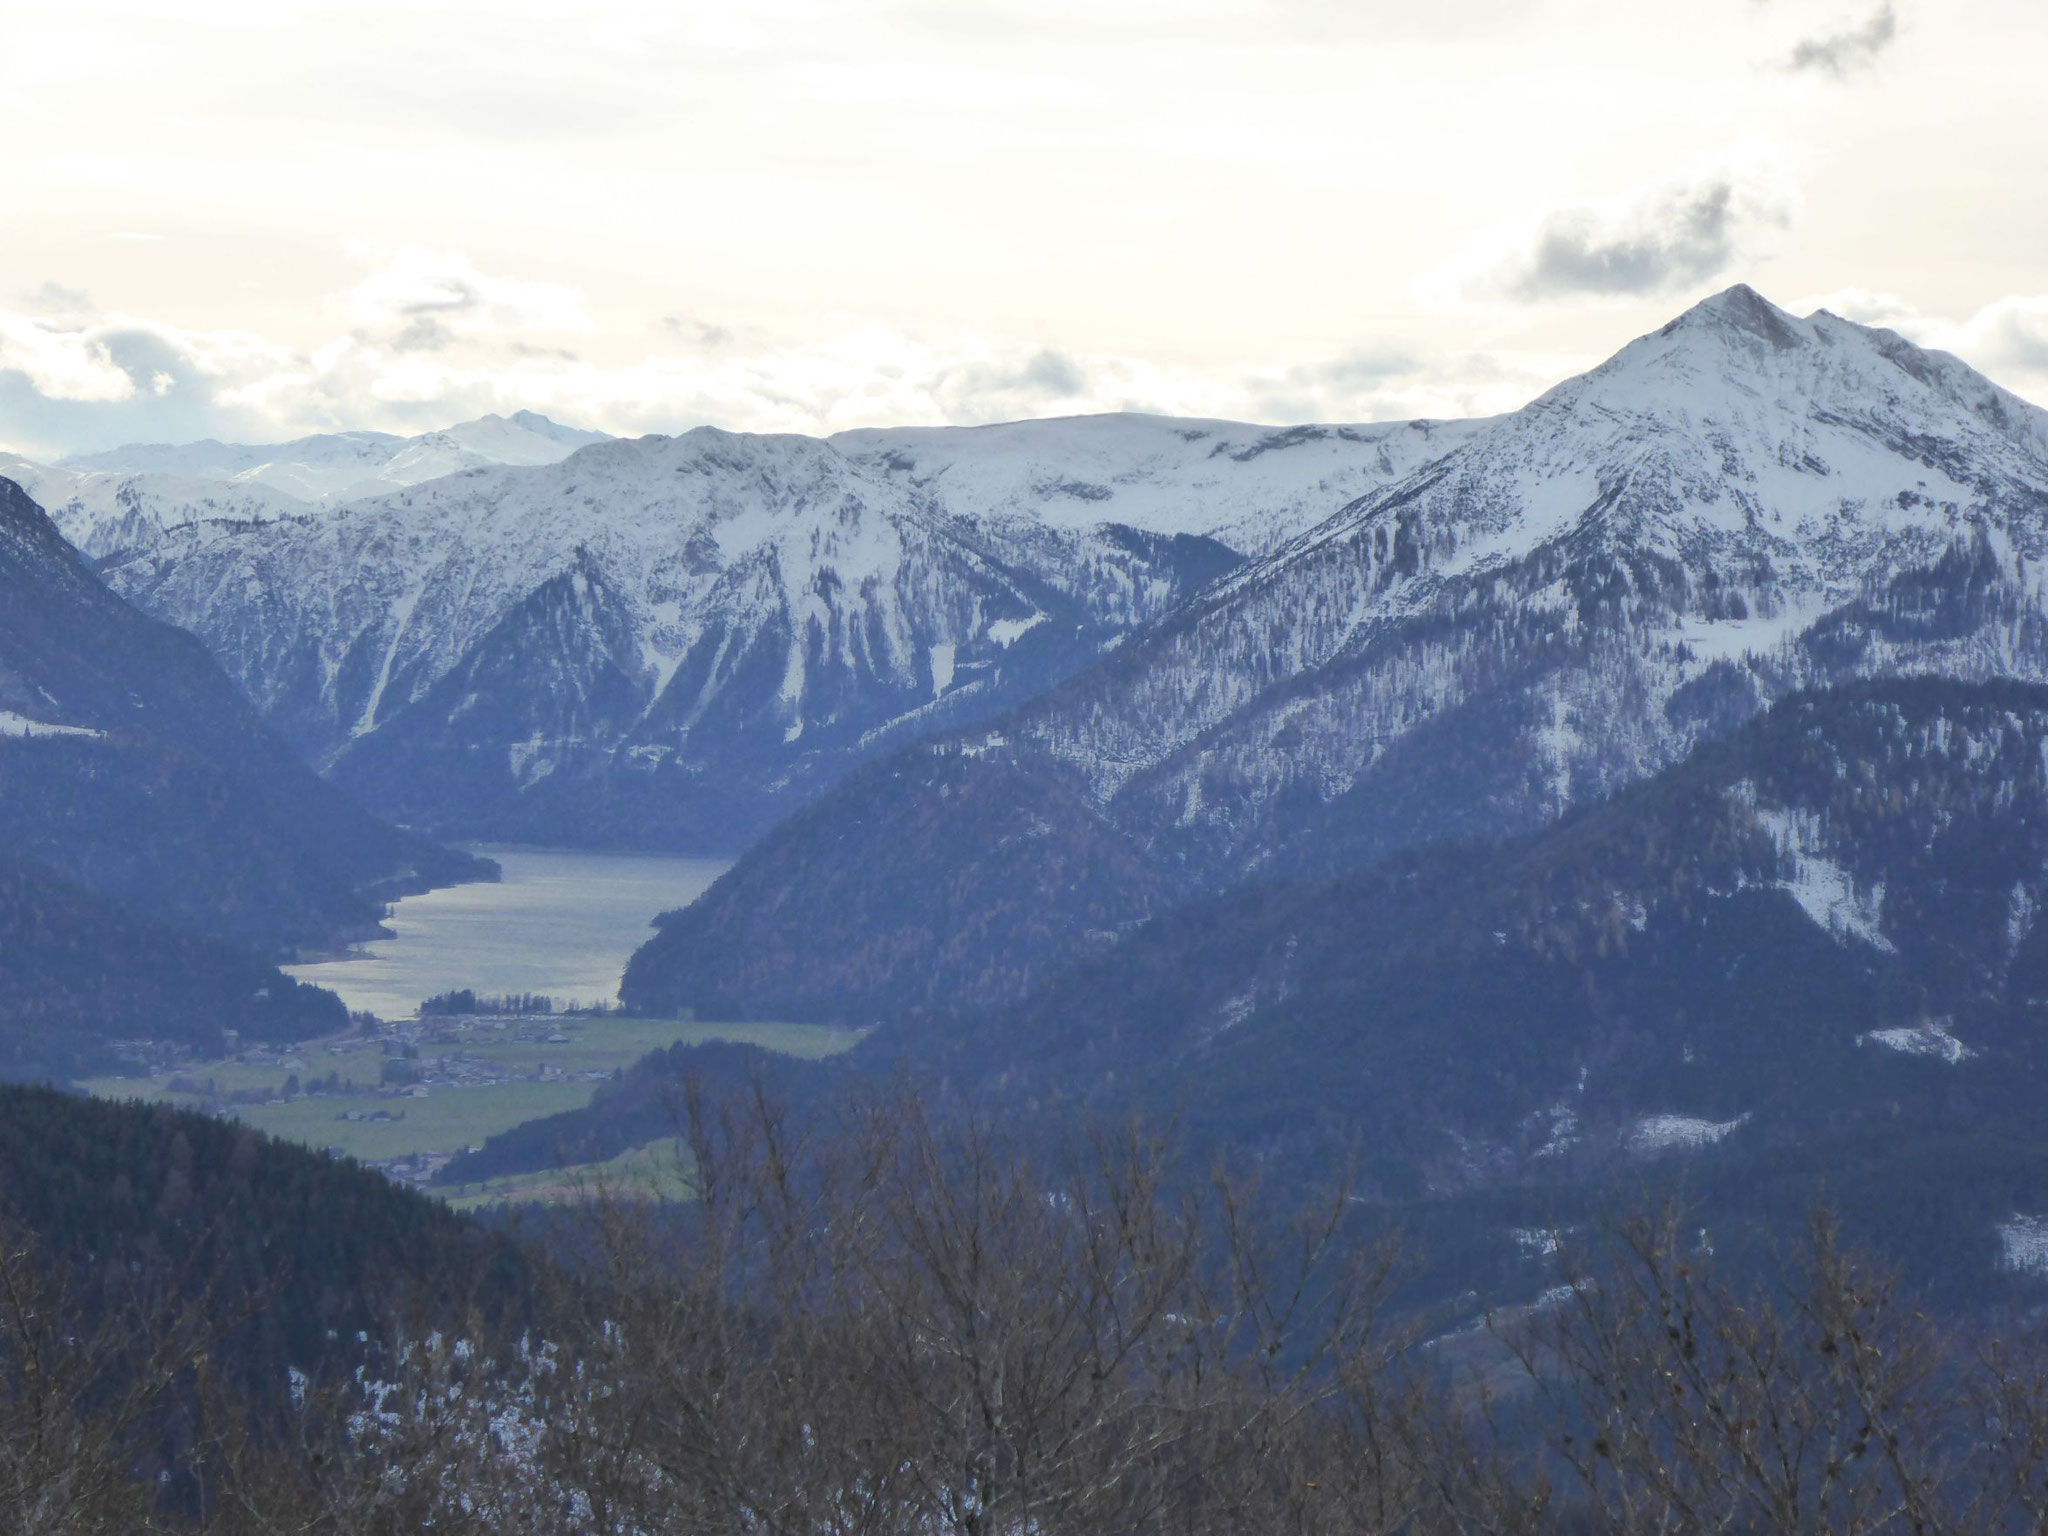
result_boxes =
[0,850,346,1080]
[628,288,2048,1023]
[106,429,1244,849]
[0,475,486,953]
[507,680,2048,1266]
[970,677,2048,1184]
[0,1083,531,1387]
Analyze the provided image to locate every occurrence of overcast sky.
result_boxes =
[1,0,2044,457]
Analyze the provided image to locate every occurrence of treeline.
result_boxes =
[0,1085,531,1393]
[10,1082,2048,1532]
[0,851,347,1081]
[420,988,558,1017]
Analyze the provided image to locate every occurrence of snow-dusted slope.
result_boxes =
[1009,286,2048,872]
[105,428,1238,848]
[0,451,317,562]
[834,411,1487,554]
[637,287,2048,1029]
[61,411,611,505]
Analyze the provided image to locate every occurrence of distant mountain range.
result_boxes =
[16,285,2048,1301]
[0,411,609,567]
[59,409,611,504]
[0,408,1511,851]
[627,287,2048,1025]
[62,412,1476,849]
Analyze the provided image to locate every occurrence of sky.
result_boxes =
[1,0,2045,458]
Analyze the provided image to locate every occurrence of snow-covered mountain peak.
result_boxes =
[1261,285,2048,600]
[1548,284,2048,462]
[973,287,2048,868]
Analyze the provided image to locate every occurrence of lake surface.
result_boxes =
[284,846,729,1020]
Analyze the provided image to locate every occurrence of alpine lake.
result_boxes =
[79,847,864,1207]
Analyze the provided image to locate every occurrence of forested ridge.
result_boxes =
[0,474,491,957]
[0,853,346,1079]
[15,1081,2048,1532]
[460,678,2048,1320]
[0,1086,532,1375]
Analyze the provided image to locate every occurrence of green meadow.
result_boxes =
[80,1018,863,1180]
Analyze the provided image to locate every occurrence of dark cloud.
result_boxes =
[1018,348,1085,397]
[1312,347,1423,388]
[1517,182,1736,297]
[1245,347,1427,421]
[933,348,1092,422]
[1787,2,1898,76]
[1498,172,1790,300]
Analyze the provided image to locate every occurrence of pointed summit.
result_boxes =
[1661,283,1809,349]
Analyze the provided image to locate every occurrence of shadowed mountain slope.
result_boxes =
[0,475,486,954]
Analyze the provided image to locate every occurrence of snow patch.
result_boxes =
[1212,989,1258,1033]
[929,642,956,698]
[2010,883,2036,954]
[986,613,1045,647]
[354,580,427,738]
[1741,792,1894,951]
[1625,1113,1748,1155]
[958,731,1008,759]
[0,710,103,740]
[2000,1216,2048,1275]
[1674,597,1822,662]
[1857,1019,1976,1064]
[1534,695,1578,809]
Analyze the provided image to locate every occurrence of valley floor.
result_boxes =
[77,1013,861,1198]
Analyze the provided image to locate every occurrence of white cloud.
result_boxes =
[1953,296,2048,376]
[1793,287,2048,399]
[343,247,594,352]
[18,250,2046,465]
[1429,151,1800,305]
[0,314,135,403]
[0,251,1581,457]
[1792,286,1926,330]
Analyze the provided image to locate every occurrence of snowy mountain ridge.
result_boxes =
[61,395,1497,849]
[833,411,1490,554]
[0,450,320,562]
[626,286,2048,1037]
[44,285,2048,867]
[98,425,1246,846]
[58,410,612,507]
[1003,287,2048,844]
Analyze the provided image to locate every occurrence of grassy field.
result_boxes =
[440,1137,696,1212]
[80,1019,864,1173]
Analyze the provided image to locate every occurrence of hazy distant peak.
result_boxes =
[49,412,616,507]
